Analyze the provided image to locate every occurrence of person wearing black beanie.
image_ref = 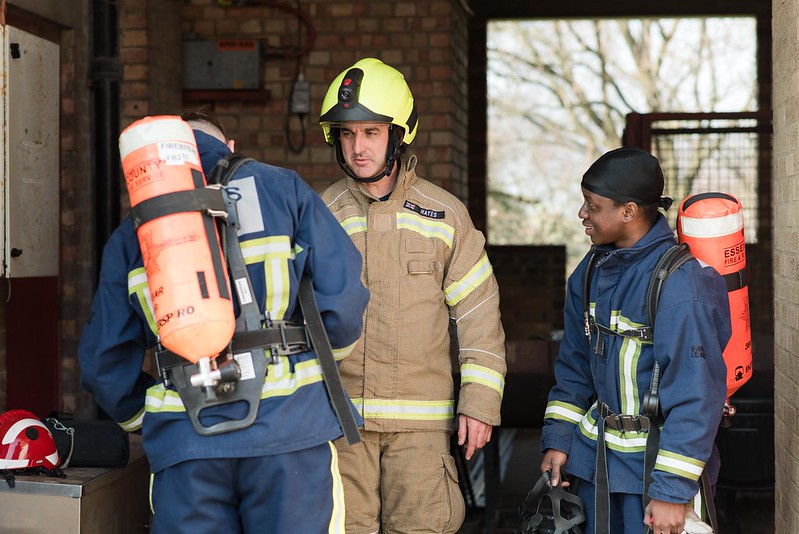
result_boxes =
[577,147,674,249]
[538,148,731,534]
[581,147,672,208]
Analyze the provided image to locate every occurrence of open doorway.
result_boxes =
[485,17,758,274]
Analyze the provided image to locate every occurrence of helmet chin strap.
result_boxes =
[333,125,404,183]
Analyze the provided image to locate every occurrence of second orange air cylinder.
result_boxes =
[677,192,752,400]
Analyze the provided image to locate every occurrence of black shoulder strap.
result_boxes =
[644,243,694,327]
[207,153,256,186]
[298,276,362,445]
[642,243,694,419]
[582,247,601,338]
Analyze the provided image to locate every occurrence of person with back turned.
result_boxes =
[78,110,369,533]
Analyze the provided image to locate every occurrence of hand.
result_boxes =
[457,414,492,460]
[540,449,569,487]
[643,499,686,534]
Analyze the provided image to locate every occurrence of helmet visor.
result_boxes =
[319,102,393,126]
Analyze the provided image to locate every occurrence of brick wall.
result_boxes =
[0,244,4,408]
[450,3,469,201]
[59,17,95,417]
[177,0,468,195]
[119,0,182,128]
[771,1,798,531]
[118,0,183,217]
[487,245,566,341]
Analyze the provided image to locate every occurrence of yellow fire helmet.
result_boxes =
[319,58,419,182]
[320,58,418,145]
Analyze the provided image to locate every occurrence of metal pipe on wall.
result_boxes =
[90,0,120,283]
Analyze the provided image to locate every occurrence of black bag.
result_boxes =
[43,412,130,468]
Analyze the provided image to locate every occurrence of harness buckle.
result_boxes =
[268,322,297,363]
[629,326,653,342]
[584,312,591,338]
[599,403,650,433]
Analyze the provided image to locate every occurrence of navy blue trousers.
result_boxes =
[576,477,648,534]
[150,442,344,534]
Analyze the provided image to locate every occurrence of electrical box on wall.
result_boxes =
[2,25,60,278]
[182,39,262,90]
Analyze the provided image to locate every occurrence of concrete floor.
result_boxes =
[457,428,774,533]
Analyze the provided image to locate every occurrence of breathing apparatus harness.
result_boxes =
[583,243,717,533]
[128,153,360,443]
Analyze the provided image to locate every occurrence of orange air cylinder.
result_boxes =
[677,192,752,400]
[119,115,235,363]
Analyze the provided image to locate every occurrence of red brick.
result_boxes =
[123,64,148,82]
[120,29,148,48]
[120,47,148,64]
[395,3,416,17]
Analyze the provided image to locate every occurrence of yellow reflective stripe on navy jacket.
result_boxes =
[119,406,146,432]
[349,398,455,421]
[328,441,346,533]
[588,305,652,416]
[545,400,585,425]
[240,236,294,320]
[655,449,706,481]
[545,399,707,479]
[128,267,158,335]
[331,341,357,361]
[145,355,326,414]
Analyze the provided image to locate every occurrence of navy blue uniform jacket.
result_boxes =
[78,131,369,473]
[541,215,731,503]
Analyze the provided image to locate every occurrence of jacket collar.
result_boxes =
[592,214,676,264]
[192,130,231,177]
[346,156,419,202]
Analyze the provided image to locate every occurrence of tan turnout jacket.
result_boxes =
[322,157,507,432]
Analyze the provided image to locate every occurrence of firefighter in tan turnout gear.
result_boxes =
[320,57,507,533]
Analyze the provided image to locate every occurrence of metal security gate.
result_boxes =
[624,111,771,240]
[623,109,774,389]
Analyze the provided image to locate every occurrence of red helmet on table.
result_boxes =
[0,409,60,470]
